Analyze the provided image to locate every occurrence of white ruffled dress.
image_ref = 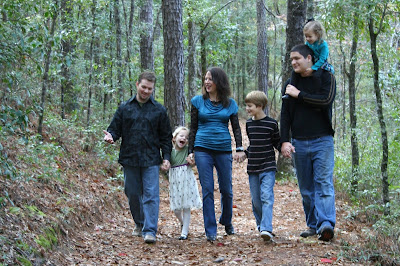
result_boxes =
[168,147,202,211]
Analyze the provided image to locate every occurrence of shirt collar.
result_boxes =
[128,95,156,105]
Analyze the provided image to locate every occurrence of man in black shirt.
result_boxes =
[280,44,336,241]
[103,71,172,244]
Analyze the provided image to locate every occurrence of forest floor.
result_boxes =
[1,120,376,265]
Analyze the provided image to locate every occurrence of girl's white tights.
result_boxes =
[174,208,191,236]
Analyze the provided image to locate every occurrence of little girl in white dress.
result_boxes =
[169,126,202,240]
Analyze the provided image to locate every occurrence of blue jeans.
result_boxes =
[292,136,336,233]
[123,165,160,237]
[248,170,275,233]
[195,150,233,237]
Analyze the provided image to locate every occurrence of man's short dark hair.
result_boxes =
[291,44,315,64]
[138,71,156,85]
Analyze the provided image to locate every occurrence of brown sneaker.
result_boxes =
[318,226,334,241]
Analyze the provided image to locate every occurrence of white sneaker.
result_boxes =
[144,234,156,243]
[260,231,273,241]
[132,226,142,237]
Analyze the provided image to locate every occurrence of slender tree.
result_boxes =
[60,0,74,119]
[114,0,123,105]
[38,2,58,136]
[187,11,197,109]
[256,0,269,104]
[122,0,135,95]
[348,11,361,193]
[368,2,390,213]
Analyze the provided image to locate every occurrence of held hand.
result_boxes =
[233,151,246,162]
[103,130,114,144]
[186,153,195,165]
[281,142,295,159]
[160,160,171,171]
[285,84,300,99]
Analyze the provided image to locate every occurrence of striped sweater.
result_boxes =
[245,116,281,173]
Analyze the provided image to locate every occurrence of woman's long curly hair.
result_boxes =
[202,67,231,108]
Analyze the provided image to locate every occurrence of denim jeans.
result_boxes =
[195,150,233,237]
[248,170,275,233]
[292,136,336,233]
[123,165,160,237]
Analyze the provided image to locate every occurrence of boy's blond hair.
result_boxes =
[245,91,268,110]
[172,126,189,147]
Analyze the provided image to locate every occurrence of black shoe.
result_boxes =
[178,234,188,240]
[207,235,216,242]
[225,225,235,235]
[300,228,316,238]
[318,226,334,241]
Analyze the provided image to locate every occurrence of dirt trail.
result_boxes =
[65,156,363,265]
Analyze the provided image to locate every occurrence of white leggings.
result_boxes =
[174,208,191,236]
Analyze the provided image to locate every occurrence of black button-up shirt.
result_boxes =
[107,96,172,167]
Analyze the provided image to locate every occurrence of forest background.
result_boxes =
[1,0,400,264]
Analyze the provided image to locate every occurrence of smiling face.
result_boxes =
[204,71,217,96]
[290,51,313,76]
[136,79,155,103]
[304,29,318,45]
[246,102,264,120]
[173,129,189,150]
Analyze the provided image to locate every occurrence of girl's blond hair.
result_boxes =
[303,20,326,44]
[172,126,189,147]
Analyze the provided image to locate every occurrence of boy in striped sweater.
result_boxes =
[239,91,281,242]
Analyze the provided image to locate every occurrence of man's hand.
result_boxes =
[103,130,114,144]
[281,142,295,159]
[285,84,301,99]
[161,160,171,171]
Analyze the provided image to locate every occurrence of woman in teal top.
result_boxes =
[187,67,244,242]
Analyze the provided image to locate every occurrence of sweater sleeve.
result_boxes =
[230,113,243,149]
[188,104,198,154]
[297,72,336,108]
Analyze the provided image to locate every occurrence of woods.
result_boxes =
[1,0,400,264]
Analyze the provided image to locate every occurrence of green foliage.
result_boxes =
[34,227,58,250]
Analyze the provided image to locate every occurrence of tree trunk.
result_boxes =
[200,26,206,86]
[103,7,114,121]
[187,16,197,109]
[277,0,307,175]
[114,0,123,105]
[368,11,389,214]
[282,0,307,84]
[60,0,75,119]
[38,9,58,136]
[122,0,135,96]
[348,14,360,193]
[85,0,97,147]
[162,0,185,128]
[140,0,154,72]
[256,0,269,114]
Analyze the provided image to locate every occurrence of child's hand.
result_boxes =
[304,68,314,76]
[186,153,195,166]
[234,151,246,163]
